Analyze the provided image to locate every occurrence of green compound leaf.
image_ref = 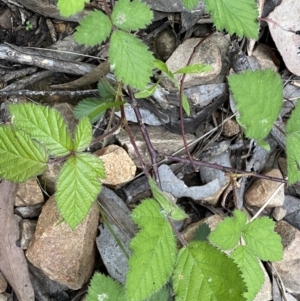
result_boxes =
[204,0,259,39]
[111,0,153,31]
[87,272,125,301]
[230,246,264,301]
[75,10,112,46]
[173,241,246,301]
[147,286,172,301]
[182,0,199,10]
[55,153,105,229]
[9,103,73,156]
[0,126,48,182]
[228,69,283,149]
[57,0,89,17]
[149,177,187,221]
[242,217,283,262]
[109,30,154,90]
[73,116,92,152]
[174,63,212,75]
[286,101,300,184]
[126,199,177,301]
[209,210,247,250]
[154,59,175,82]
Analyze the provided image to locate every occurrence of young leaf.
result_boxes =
[55,153,105,229]
[182,0,199,10]
[73,116,92,152]
[230,246,265,301]
[109,30,154,89]
[75,10,112,46]
[193,223,211,241]
[9,103,73,156]
[57,0,89,17]
[209,210,247,250]
[98,79,116,100]
[173,241,247,301]
[182,94,190,116]
[135,82,159,99]
[228,69,283,149]
[126,199,177,301]
[242,216,283,261]
[154,60,175,82]
[204,0,259,39]
[111,0,153,31]
[286,100,300,184]
[74,98,105,123]
[74,98,124,123]
[0,126,48,182]
[149,177,187,221]
[174,64,212,75]
[87,272,125,301]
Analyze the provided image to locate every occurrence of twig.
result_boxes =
[178,32,214,170]
[0,89,98,97]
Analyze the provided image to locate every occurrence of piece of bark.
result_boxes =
[0,181,34,301]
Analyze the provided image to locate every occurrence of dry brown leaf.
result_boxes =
[265,0,300,75]
[0,181,34,301]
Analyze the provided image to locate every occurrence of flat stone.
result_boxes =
[15,178,44,207]
[222,118,240,137]
[96,145,136,186]
[26,196,99,289]
[245,169,284,208]
[117,125,194,168]
[273,206,287,221]
[0,272,7,293]
[252,43,279,71]
[162,33,226,89]
[274,221,300,295]
[39,161,63,195]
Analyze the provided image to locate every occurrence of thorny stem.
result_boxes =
[178,32,214,171]
[120,104,150,178]
[127,87,161,187]
[165,154,288,184]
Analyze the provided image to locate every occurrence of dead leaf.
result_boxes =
[265,0,300,75]
[0,181,34,301]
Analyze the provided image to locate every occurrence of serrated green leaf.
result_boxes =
[87,272,125,301]
[174,64,212,75]
[146,285,172,301]
[135,82,159,99]
[193,223,211,241]
[0,126,48,182]
[182,94,190,116]
[242,217,283,261]
[111,0,153,31]
[204,0,259,39]
[230,246,265,301]
[149,177,187,221]
[109,30,154,89]
[55,153,105,229]
[173,241,247,301]
[98,78,116,100]
[9,103,73,156]
[57,0,89,17]
[75,10,112,46]
[182,0,199,10]
[228,69,283,148]
[73,116,92,152]
[127,199,177,301]
[286,100,300,184]
[209,210,247,250]
[154,59,175,82]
